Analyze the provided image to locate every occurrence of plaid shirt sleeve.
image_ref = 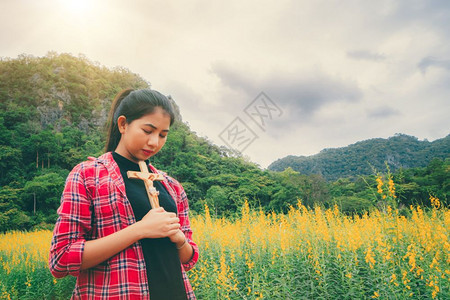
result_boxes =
[49,162,92,278]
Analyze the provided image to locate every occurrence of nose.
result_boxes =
[147,133,159,148]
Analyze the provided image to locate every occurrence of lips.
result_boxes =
[142,149,153,156]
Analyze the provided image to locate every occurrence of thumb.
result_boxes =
[151,207,165,213]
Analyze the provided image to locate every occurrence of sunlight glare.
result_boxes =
[60,0,91,14]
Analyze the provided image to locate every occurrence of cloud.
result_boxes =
[389,0,450,36]
[367,106,400,119]
[418,56,450,74]
[1,0,449,168]
[211,62,363,126]
[347,50,386,61]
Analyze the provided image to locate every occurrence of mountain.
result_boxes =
[268,134,450,181]
[0,52,274,230]
[0,52,447,231]
[0,52,150,131]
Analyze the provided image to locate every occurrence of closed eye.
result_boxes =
[143,128,167,138]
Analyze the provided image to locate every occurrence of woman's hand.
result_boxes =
[80,207,180,270]
[137,207,180,239]
[169,229,194,263]
[169,229,186,245]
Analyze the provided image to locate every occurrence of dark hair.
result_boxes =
[104,88,176,152]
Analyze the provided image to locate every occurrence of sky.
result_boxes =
[1,0,449,168]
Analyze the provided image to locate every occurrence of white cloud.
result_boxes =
[347,51,386,61]
[1,0,449,168]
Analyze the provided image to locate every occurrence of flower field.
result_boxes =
[1,201,449,299]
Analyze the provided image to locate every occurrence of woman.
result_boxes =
[49,89,199,299]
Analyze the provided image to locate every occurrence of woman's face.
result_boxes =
[115,107,171,163]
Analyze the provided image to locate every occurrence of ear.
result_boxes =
[117,116,127,134]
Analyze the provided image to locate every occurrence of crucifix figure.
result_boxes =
[127,161,165,209]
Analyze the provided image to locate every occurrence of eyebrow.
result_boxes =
[144,123,170,132]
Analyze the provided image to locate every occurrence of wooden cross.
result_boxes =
[127,161,164,209]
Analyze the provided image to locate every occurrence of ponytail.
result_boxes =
[104,88,175,153]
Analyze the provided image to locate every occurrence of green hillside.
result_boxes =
[269,134,450,181]
[0,53,447,231]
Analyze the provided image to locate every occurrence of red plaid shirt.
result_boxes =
[49,152,199,299]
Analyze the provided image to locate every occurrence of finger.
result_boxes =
[163,224,180,235]
[168,228,180,236]
[169,221,180,228]
[166,212,177,218]
[147,208,164,215]
[170,223,180,231]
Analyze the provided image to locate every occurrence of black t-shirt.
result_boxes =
[112,152,187,300]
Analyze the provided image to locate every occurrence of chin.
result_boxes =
[143,153,156,160]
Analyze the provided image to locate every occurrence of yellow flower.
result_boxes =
[365,247,376,269]
[430,195,441,209]
[1,199,449,299]
[388,178,396,198]
[376,176,384,194]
